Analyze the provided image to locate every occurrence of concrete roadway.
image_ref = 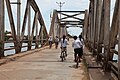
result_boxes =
[0,39,89,80]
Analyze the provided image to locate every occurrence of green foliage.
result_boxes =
[4,30,10,41]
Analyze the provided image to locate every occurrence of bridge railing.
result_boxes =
[0,0,48,58]
[83,0,120,79]
[49,9,62,41]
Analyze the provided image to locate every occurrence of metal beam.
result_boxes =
[65,23,83,26]
[0,0,4,57]
[59,12,84,21]
[31,12,38,44]
[21,1,29,41]
[37,11,48,38]
[89,0,94,50]
[103,0,111,71]
[17,0,21,43]
[6,0,20,53]
[35,19,39,48]
[10,2,21,4]
[57,11,85,13]
[29,0,39,12]
[99,0,104,50]
[118,0,120,79]
[92,0,97,53]
[83,10,89,40]
[66,25,83,28]
[61,21,82,22]
[110,0,119,60]
[96,0,103,61]
[28,2,31,50]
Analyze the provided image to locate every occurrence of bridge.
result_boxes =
[0,0,120,80]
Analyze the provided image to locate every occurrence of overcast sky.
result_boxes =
[5,0,115,36]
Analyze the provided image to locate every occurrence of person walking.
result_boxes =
[55,36,59,49]
[48,36,53,48]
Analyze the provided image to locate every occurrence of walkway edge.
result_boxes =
[0,46,49,66]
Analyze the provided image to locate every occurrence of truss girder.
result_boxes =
[0,0,48,57]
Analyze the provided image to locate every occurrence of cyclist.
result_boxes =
[55,36,59,49]
[72,36,83,62]
[60,35,68,58]
[48,36,53,48]
[78,35,84,59]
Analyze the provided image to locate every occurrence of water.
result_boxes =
[4,43,36,56]
[4,43,118,62]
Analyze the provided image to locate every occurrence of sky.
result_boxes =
[35,0,90,36]
[5,0,115,36]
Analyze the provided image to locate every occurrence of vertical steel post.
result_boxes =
[0,0,4,57]
[83,10,88,42]
[6,0,19,53]
[28,2,31,50]
[118,0,120,79]
[96,0,103,61]
[103,0,111,71]
[35,13,38,48]
[17,0,21,41]
[41,26,43,46]
[92,0,97,54]
[109,0,119,60]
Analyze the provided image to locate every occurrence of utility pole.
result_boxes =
[56,2,65,37]
[56,2,65,21]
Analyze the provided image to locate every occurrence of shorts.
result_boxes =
[49,41,52,45]
[74,48,83,57]
[55,42,58,45]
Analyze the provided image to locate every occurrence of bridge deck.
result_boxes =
[0,39,89,80]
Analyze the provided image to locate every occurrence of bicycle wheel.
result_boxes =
[76,54,79,68]
[63,52,66,60]
[60,51,64,62]
[61,51,64,62]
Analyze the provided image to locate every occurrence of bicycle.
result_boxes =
[60,47,67,62]
[76,53,80,68]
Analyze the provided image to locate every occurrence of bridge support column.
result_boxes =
[118,0,120,79]
[17,0,21,44]
[28,2,31,50]
[35,18,39,48]
[41,26,44,46]
[92,0,97,55]
[0,0,4,57]
[6,0,20,53]
[109,0,119,60]
[83,10,88,41]
[88,0,95,52]
[95,0,103,61]
[103,0,111,71]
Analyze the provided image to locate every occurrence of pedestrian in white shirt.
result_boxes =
[55,36,59,49]
[60,35,68,57]
[48,36,53,48]
[72,36,83,62]
[79,35,84,57]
